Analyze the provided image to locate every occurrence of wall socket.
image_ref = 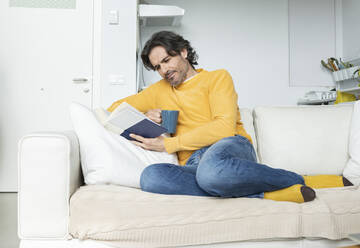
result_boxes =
[109,74,126,85]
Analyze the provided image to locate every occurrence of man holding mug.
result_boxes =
[108,31,351,203]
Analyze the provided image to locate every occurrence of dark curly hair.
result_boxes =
[141,31,198,71]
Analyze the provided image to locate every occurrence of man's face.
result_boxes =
[148,46,189,87]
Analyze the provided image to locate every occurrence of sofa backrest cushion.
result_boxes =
[254,104,353,175]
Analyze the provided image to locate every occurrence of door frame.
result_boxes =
[92,0,102,109]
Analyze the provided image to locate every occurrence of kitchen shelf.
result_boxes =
[297,99,335,105]
[297,91,337,105]
[343,55,360,66]
[139,4,184,26]
[332,66,360,95]
[340,86,360,94]
[333,66,360,81]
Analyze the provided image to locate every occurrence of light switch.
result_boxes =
[108,10,119,25]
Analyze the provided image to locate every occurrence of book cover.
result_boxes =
[94,102,167,140]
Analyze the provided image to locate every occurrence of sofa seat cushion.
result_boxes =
[69,185,360,248]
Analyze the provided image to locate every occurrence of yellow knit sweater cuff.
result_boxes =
[164,136,180,154]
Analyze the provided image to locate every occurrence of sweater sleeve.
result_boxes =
[164,70,238,153]
[107,84,158,113]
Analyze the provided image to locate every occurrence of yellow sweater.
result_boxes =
[107,69,252,165]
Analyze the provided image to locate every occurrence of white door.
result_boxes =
[0,0,94,191]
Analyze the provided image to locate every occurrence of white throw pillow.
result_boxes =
[343,101,360,186]
[69,102,178,188]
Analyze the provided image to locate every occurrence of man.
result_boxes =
[108,31,352,203]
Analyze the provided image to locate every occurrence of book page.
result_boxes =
[107,102,162,130]
[108,108,144,129]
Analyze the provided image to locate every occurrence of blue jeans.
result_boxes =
[140,135,304,198]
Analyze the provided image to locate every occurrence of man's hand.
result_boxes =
[145,109,162,124]
[130,134,166,152]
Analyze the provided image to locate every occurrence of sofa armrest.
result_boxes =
[18,131,83,239]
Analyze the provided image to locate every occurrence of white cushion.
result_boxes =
[69,103,178,188]
[254,105,353,175]
[239,108,258,159]
[343,101,360,185]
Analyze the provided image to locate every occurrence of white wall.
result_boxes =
[342,0,360,59]
[99,0,360,108]
[288,0,339,87]
[100,0,138,108]
[138,0,338,108]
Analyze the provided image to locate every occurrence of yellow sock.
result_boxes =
[264,184,315,203]
[303,175,351,189]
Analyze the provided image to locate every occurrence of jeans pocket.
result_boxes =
[186,146,209,168]
[186,153,201,168]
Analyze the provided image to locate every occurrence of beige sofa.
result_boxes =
[18,104,360,248]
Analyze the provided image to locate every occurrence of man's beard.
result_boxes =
[166,70,186,87]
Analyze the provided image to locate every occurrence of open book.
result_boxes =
[94,102,167,140]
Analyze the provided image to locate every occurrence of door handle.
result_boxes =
[72,78,88,83]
